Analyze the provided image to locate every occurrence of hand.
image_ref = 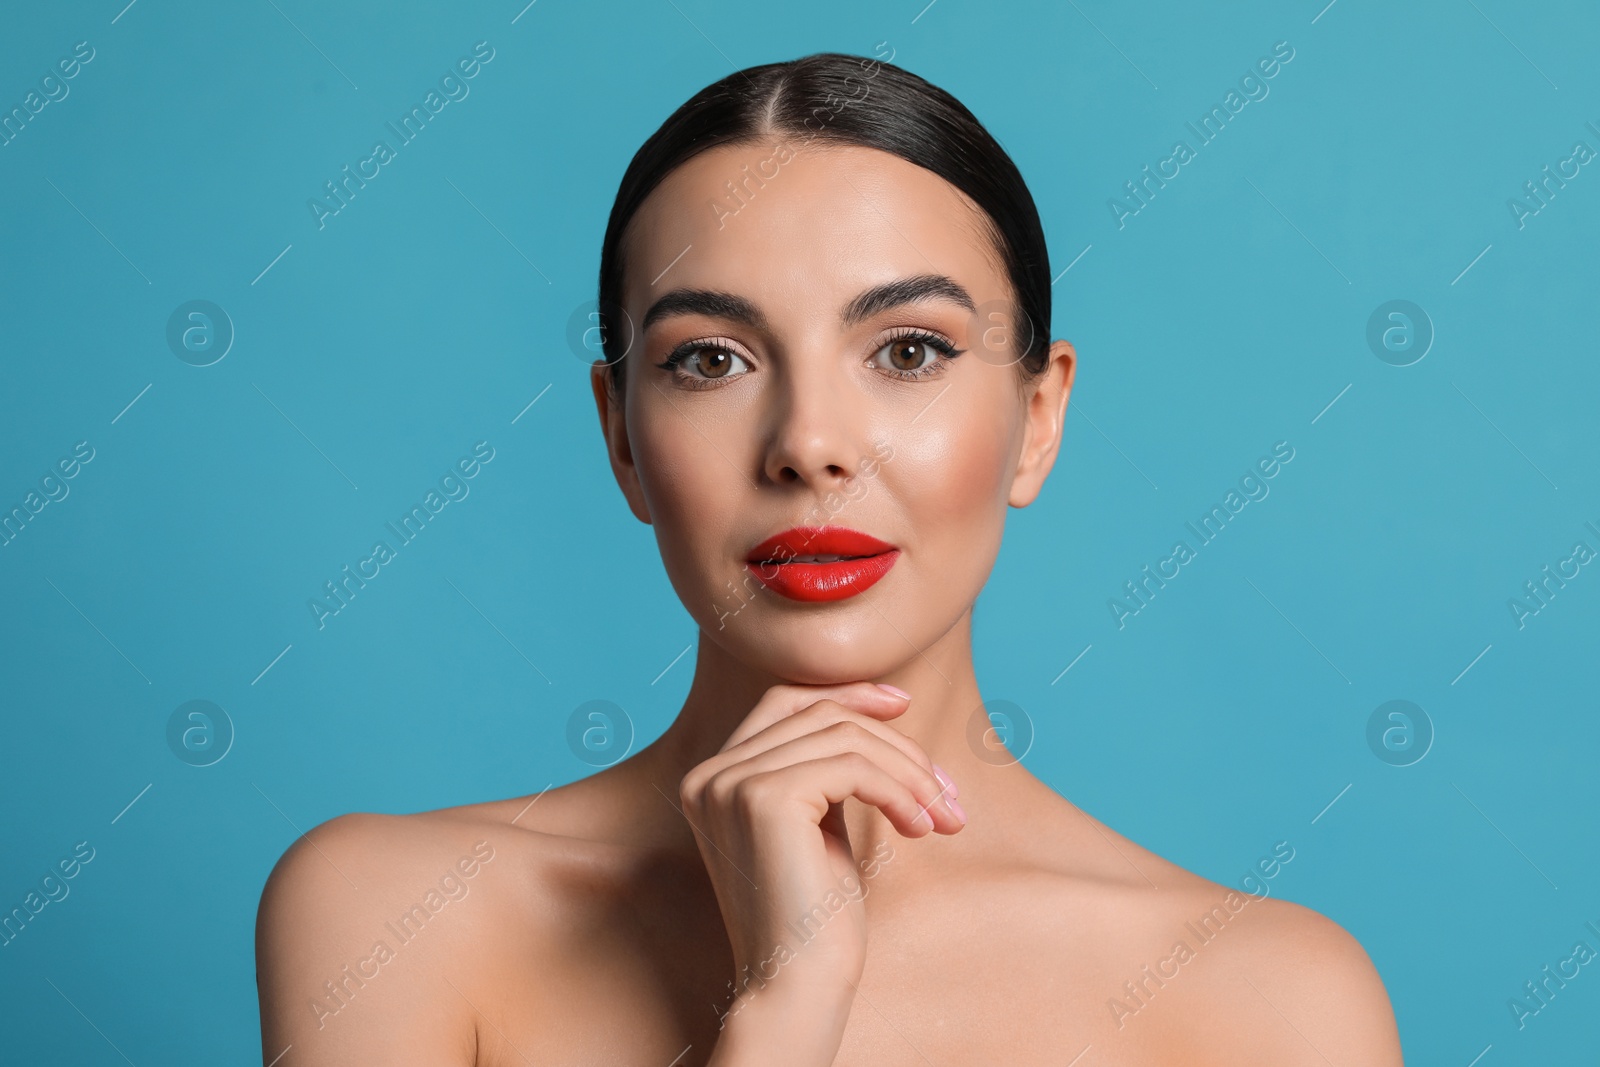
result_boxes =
[682,682,965,1065]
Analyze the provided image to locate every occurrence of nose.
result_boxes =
[759,356,867,490]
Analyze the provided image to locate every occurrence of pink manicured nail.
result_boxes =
[948,797,968,825]
[932,763,959,800]
[876,683,911,699]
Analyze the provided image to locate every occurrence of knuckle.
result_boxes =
[729,772,774,813]
[826,719,871,747]
[681,760,724,805]
[679,791,703,821]
[795,703,832,729]
[837,750,873,776]
[704,769,738,810]
[806,698,845,719]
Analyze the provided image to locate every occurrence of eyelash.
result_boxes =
[656,327,965,390]
[877,328,965,381]
[656,337,745,391]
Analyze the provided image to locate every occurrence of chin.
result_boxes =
[713,616,910,685]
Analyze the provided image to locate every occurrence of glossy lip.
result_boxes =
[744,525,899,603]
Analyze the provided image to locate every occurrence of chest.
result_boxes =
[474,890,1205,1066]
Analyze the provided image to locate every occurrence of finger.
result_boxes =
[721,681,909,752]
[723,700,938,784]
[819,799,849,845]
[746,752,948,838]
[710,725,963,833]
[691,696,954,826]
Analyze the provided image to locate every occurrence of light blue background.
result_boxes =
[2,0,1597,1062]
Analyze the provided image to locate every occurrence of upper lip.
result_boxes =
[745,525,897,563]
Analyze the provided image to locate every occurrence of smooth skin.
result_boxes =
[256,140,1404,1065]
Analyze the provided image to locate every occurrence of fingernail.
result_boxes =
[876,683,911,700]
[948,797,968,825]
[932,764,959,800]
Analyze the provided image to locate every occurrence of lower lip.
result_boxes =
[745,550,900,602]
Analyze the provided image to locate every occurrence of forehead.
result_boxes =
[619,141,1009,323]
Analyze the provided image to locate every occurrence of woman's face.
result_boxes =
[593,140,1074,684]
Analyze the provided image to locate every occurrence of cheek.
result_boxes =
[898,404,1016,529]
[630,405,737,567]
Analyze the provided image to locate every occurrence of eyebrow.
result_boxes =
[841,274,977,326]
[640,273,977,333]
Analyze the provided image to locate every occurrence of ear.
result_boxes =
[1008,339,1076,508]
[589,361,653,524]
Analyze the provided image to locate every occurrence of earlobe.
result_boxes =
[1007,339,1076,509]
[589,363,653,525]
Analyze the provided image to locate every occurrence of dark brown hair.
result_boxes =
[596,51,1051,389]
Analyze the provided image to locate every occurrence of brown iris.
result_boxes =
[697,348,736,377]
[885,339,928,372]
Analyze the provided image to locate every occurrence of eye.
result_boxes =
[656,341,751,389]
[870,329,963,381]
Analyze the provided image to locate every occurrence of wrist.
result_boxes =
[709,983,856,1067]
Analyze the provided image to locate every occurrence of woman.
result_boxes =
[256,52,1403,1065]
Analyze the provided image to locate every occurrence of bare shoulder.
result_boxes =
[253,793,583,1066]
[1103,864,1400,1062]
[1005,784,1400,1062]
[1192,891,1403,1064]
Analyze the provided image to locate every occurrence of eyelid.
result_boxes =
[872,325,963,360]
[874,323,959,348]
[659,333,749,359]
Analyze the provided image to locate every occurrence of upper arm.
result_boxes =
[1227,899,1404,1066]
[254,813,478,1067]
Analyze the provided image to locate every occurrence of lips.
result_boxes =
[744,525,900,602]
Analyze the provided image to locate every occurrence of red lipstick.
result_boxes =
[744,525,899,602]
